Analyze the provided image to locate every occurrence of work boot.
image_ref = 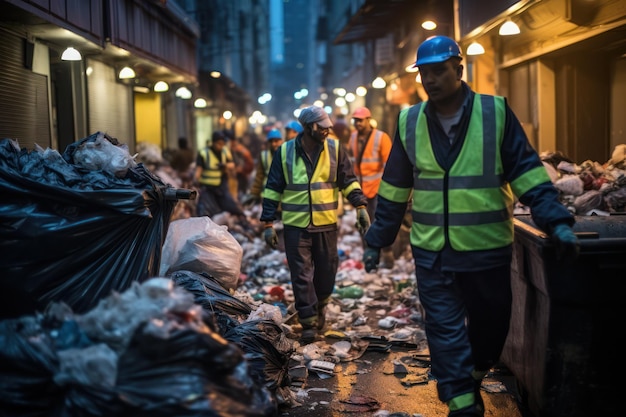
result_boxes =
[447,390,484,417]
[300,325,317,344]
[299,316,318,344]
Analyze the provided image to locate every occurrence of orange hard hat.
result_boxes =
[352,107,372,119]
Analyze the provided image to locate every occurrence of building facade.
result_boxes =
[327,0,626,163]
[0,0,199,154]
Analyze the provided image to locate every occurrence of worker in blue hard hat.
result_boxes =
[284,120,303,141]
[363,35,579,417]
[242,128,284,206]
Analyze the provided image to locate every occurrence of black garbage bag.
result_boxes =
[0,135,177,319]
[116,314,278,417]
[0,312,123,417]
[223,320,294,393]
[170,270,253,334]
[0,317,62,416]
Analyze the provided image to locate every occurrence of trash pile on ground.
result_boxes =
[515,144,626,215]
[228,207,432,411]
[7,135,621,415]
[0,277,279,417]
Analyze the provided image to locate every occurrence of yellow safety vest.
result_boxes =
[264,138,360,227]
[198,147,227,186]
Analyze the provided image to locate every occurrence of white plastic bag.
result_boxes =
[160,216,243,290]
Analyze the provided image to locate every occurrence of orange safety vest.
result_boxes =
[349,128,392,198]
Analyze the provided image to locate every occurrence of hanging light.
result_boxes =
[421,20,437,30]
[153,81,169,92]
[499,20,521,36]
[175,86,192,99]
[118,66,136,79]
[372,77,386,89]
[61,47,82,61]
[466,42,485,55]
[194,98,207,108]
[405,63,419,73]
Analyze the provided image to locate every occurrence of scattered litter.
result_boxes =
[307,359,336,375]
[481,380,509,393]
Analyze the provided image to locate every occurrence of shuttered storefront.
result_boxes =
[0,30,51,149]
[86,59,134,146]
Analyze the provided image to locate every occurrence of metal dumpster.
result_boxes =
[502,215,626,417]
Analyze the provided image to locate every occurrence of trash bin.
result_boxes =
[501,214,626,417]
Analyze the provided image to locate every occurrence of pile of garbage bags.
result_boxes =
[0,133,178,318]
[0,276,284,417]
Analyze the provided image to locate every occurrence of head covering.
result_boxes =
[298,106,333,128]
[414,35,462,67]
[285,120,303,133]
[266,128,282,141]
[352,107,372,119]
[212,131,226,143]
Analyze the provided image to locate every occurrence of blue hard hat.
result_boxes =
[266,128,282,141]
[414,36,462,67]
[285,120,303,133]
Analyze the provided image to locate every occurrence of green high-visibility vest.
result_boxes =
[389,94,549,251]
[260,149,272,187]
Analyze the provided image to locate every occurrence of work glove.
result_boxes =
[355,206,371,235]
[551,223,580,263]
[241,194,261,206]
[363,247,381,272]
[263,226,279,249]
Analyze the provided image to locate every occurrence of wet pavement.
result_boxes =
[239,209,524,417]
[279,329,523,417]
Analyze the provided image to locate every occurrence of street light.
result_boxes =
[466,42,485,55]
[499,20,521,35]
[372,77,386,89]
[61,47,82,61]
[421,20,437,30]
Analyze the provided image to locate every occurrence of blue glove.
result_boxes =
[264,226,278,249]
[551,223,580,262]
[356,206,371,235]
[363,247,380,272]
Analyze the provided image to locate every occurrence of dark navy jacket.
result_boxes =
[260,133,367,232]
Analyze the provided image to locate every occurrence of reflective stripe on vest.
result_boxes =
[280,138,340,227]
[401,94,514,251]
[199,148,225,186]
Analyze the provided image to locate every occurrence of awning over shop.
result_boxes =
[333,0,418,45]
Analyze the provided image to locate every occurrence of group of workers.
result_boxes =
[194,35,581,417]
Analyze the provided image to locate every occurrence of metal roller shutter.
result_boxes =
[86,59,134,145]
[0,30,51,149]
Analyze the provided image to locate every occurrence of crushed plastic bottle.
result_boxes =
[334,285,364,299]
